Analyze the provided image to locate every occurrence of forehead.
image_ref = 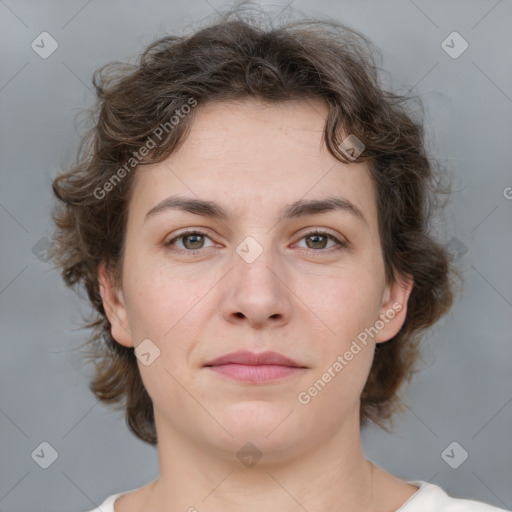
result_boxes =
[130,98,378,227]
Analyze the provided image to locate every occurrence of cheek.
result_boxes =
[122,259,219,364]
[123,269,211,413]
[297,265,383,346]
[292,265,384,410]
[297,277,380,412]
[123,250,187,333]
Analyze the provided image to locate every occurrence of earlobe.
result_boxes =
[98,262,134,348]
[375,274,414,344]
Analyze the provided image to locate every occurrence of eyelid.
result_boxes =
[295,226,346,242]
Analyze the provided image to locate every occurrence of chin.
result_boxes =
[208,401,303,452]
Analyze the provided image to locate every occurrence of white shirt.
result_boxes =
[85,480,510,511]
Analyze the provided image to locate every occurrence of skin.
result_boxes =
[99,97,417,512]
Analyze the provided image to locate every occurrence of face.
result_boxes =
[100,98,412,460]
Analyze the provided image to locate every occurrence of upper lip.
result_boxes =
[204,350,305,368]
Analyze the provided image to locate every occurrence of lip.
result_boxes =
[204,350,307,383]
[204,350,303,367]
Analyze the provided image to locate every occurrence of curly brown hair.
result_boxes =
[50,6,456,446]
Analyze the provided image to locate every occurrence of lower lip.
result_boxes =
[207,364,303,383]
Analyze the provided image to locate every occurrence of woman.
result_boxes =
[50,6,508,512]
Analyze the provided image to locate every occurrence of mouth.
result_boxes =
[203,350,307,384]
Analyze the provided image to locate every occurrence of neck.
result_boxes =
[144,410,374,512]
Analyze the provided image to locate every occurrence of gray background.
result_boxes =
[1,0,511,511]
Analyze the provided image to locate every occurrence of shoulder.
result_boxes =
[83,481,510,512]
[83,482,153,511]
[82,491,126,512]
[402,480,510,512]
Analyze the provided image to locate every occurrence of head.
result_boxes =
[51,8,455,452]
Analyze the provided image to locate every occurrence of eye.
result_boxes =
[295,231,346,251]
[165,230,215,253]
[165,229,346,255]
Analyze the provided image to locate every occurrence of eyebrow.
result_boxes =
[144,195,367,225]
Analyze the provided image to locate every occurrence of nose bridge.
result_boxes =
[233,233,282,292]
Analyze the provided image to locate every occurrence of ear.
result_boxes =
[98,262,134,348]
[375,273,414,344]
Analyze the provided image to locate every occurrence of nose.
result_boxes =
[220,241,293,330]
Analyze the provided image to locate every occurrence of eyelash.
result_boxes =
[165,229,347,256]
